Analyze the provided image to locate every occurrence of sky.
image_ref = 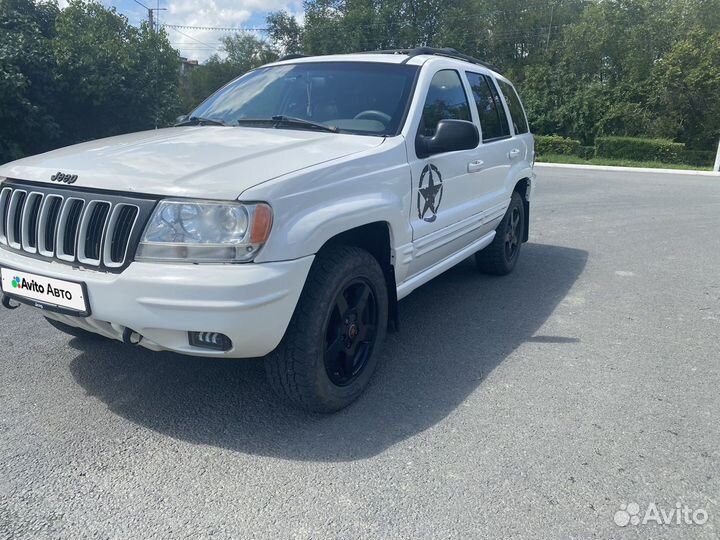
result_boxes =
[58,0,304,62]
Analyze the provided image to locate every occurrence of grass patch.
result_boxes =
[537,153,713,171]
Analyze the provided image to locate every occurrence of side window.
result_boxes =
[497,80,529,134]
[466,72,511,141]
[420,70,471,136]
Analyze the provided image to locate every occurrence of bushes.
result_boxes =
[595,136,685,163]
[535,135,596,160]
[680,149,715,167]
[536,134,715,167]
[578,145,595,160]
[535,135,581,156]
[595,136,715,165]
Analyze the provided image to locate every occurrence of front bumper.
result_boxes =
[0,247,314,358]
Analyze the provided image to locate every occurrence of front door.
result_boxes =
[407,68,485,276]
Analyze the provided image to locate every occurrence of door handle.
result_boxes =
[508,148,521,159]
[467,159,484,172]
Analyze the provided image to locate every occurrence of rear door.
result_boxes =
[464,72,516,217]
[495,77,533,165]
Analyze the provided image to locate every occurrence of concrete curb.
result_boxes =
[535,162,719,177]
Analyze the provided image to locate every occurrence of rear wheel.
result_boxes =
[475,191,525,275]
[265,246,388,413]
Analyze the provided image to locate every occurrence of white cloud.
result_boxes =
[162,0,304,62]
[58,0,302,62]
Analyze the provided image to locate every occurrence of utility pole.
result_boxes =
[546,3,555,50]
[132,0,167,130]
[132,0,165,33]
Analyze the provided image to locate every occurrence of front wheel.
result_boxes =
[265,246,388,413]
[475,191,525,275]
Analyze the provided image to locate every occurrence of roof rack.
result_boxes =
[278,53,307,61]
[368,47,501,73]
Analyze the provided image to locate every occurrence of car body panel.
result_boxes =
[0,246,313,357]
[0,126,383,200]
[398,57,534,279]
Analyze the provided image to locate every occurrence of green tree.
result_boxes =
[651,30,720,148]
[181,55,239,111]
[52,0,181,143]
[269,0,720,150]
[133,24,184,128]
[3,0,720,163]
[222,32,278,71]
[267,11,304,55]
[0,0,60,162]
[180,33,278,112]
[300,0,351,54]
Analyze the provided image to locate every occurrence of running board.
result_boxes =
[396,230,496,300]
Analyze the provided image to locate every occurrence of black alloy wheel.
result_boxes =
[504,205,522,261]
[265,245,389,413]
[475,191,525,276]
[323,278,379,386]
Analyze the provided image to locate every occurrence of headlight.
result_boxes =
[136,200,272,262]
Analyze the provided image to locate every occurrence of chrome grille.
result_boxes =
[0,180,157,272]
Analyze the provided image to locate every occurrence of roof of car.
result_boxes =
[268,53,425,66]
[267,48,502,75]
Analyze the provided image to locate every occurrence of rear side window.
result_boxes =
[466,72,510,141]
[419,70,471,136]
[497,80,529,134]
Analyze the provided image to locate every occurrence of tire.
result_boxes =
[265,246,389,413]
[475,191,525,276]
[45,316,103,340]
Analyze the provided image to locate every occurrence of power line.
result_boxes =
[163,10,576,60]
[131,0,166,33]
[168,24,571,57]
[160,0,589,35]
[169,27,218,49]
[163,17,570,37]
[164,23,269,32]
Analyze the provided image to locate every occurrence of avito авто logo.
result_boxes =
[10,275,74,301]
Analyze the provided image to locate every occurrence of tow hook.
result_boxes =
[2,295,20,310]
[122,327,143,345]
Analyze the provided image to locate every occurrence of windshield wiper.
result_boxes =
[272,115,339,133]
[236,116,338,133]
[175,116,228,127]
[235,118,277,127]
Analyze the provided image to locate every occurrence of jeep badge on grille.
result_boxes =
[50,172,78,184]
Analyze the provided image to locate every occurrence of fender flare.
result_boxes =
[256,194,407,263]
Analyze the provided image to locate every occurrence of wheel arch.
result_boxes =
[318,221,399,332]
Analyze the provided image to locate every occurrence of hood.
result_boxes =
[0,127,384,200]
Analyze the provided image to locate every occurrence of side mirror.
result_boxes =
[416,119,480,158]
[175,114,188,124]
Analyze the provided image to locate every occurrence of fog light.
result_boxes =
[189,331,232,351]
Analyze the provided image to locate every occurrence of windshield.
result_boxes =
[190,62,419,136]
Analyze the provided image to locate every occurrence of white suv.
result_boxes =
[0,48,534,412]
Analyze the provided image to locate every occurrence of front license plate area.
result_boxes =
[0,267,90,316]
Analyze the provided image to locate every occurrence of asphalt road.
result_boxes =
[1,165,719,539]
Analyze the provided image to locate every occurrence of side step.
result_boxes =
[396,230,495,300]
